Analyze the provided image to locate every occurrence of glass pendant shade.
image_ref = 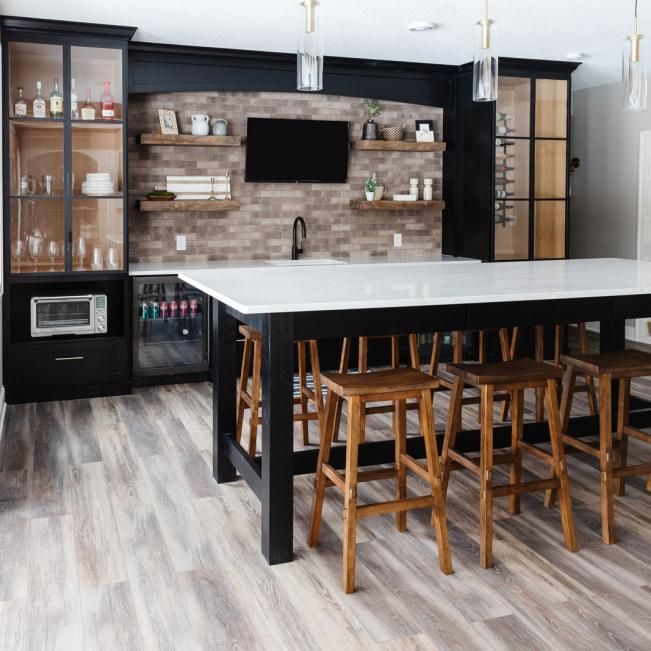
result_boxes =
[473,18,498,102]
[622,34,647,111]
[297,0,323,92]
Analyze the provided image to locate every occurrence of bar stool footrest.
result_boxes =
[613,461,651,479]
[622,426,651,445]
[493,477,560,498]
[357,495,434,518]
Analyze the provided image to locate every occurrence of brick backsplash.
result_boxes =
[128,91,443,263]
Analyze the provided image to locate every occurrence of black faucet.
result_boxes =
[291,216,306,260]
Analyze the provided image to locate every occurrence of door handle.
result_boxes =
[55,356,85,361]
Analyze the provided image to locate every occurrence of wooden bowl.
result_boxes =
[379,126,405,141]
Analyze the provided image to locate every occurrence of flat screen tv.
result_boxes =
[245,117,350,183]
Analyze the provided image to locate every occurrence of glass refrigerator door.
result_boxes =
[136,280,207,374]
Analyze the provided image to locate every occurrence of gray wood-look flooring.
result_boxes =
[1,379,651,650]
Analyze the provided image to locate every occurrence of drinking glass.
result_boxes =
[47,240,60,270]
[40,175,55,195]
[91,246,104,270]
[20,175,36,195]
[74,237,87,270]
[28,237,42,270]
[12,240,26,269]
[107,247,120,270]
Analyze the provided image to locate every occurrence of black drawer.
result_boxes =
[7,338,128,389]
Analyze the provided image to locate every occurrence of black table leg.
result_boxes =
[260,313,295,565]
[599,318,625,353]
[213,299,238,484]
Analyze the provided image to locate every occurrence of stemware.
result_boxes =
[107,247,120,270]
[74,237,87,270]
[91,246,104,271]
[47,240,60,271]
[28,237,42,270]
[12,240,26,270]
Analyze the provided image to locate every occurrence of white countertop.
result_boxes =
[128,254,478,276]
[178,258,651,315]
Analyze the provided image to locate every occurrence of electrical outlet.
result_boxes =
[176,234,187,251]
[393,233,402,248]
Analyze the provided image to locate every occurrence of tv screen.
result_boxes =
[245,118,350,183]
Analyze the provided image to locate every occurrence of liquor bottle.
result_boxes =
[49,78,63,118]
[33,81,46,118]
[495,164,515,173]
[70,78,79,119]
[496,126,515,136]
[14,87,27,117]
[100,81,114,120]
[80,89,96,120]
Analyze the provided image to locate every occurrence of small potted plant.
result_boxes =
[362,99,380,140]
[364,177,378,201]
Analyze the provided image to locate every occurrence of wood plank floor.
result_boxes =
[1,380,651,650]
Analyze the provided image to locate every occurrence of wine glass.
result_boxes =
[12,240,26,270]
[74,237,87,270]
[28,237,42,270]
[91,246,104,271]
[107,247,120,270]
[47,240,60,271]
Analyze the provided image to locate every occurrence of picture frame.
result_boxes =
[415,119,435,142]
[158,108,179,135]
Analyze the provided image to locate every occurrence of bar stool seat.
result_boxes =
[309,367,452,593]
[546,349,651,544]
[442,358,578,568]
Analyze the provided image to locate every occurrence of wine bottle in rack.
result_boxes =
[495,164,515,173]
[496,126,515,136]
[495,190,514,199]
[496,113,514,121]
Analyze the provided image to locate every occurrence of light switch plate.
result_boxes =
[176,234,187,251]
[393,233,403,248]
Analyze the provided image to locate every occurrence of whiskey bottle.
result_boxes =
[33,81,46,118]
[100,81,114,120]
[49,78,63,118]
[80,89,96,120]
[14,86,27,117]
[70,78,79,120]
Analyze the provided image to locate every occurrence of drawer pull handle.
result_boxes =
[55,356,85,361]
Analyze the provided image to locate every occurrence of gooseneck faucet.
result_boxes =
[292,216,307,260]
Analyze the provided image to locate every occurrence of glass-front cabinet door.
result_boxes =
[6,39,126,276]
[494,76,569,261]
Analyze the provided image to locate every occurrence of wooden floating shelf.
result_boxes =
[138,133,243,147]
[352,140,446,152]
[138,200,241,212]
[350,199,445,211]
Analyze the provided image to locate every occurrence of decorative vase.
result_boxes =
[374,185,384,200]
[362,119,377,140]
[365,191,375,201]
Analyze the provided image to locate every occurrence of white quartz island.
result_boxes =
[178,257,651,566]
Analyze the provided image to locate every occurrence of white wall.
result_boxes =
[570,81,649,259]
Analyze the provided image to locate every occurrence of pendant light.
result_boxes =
[297,0,324,92]
[622,0,647,111]
[473,0,498,102]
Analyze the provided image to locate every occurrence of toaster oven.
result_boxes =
[30,294,108,337]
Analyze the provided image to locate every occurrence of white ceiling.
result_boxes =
[7,0,648,90]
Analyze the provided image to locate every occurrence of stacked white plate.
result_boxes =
[82,172,115,196]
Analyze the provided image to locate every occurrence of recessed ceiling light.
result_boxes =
[564,51,586,61]
[408,22,436,32]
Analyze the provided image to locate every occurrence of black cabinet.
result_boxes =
[445,58,580,262]
[132,275,209,381]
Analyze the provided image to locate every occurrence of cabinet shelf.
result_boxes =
[351,140,446,152]
[350,199,445,211]
[138,199,240,212]
[138,133,242,147]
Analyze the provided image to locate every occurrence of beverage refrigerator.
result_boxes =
[132,275,209,379]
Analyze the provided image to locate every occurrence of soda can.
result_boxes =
[180,300,189,318]
[170,300,179,318]
[139,301,147,319]
[160,301,169,319]
[189,298,198,316]
[151,301,160,319]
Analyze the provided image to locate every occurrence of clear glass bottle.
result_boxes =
[33,80,46,118]
[49,78,63,118]
[14,86,27,117]
[70,77,79,119]
[100,80,115,120]
[80,89,96,120]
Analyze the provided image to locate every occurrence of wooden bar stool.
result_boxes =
[441,358,578,568]
[235,325,324,455]
[546,349,651,544]
[308,367,453,593]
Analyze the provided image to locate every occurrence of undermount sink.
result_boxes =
[265,258,345,266]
